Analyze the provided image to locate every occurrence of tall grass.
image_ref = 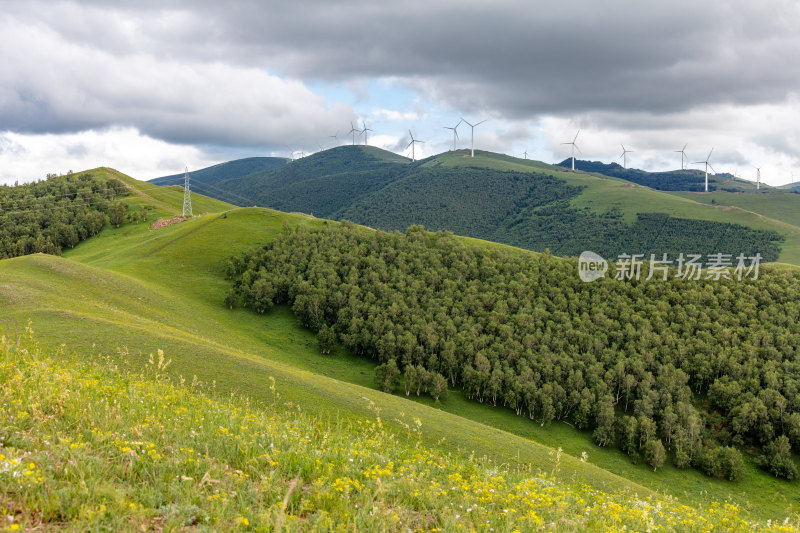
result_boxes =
[1,328,797,531]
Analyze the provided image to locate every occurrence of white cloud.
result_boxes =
[538,101,800,185]
[0,127,220,185]
[0,14,355,148]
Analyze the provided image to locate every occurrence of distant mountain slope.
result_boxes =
[152,147,796,264]
[149,156,289,187]
[667,189,800,228]
[211,145,409,213]
[336,164,783,260]
[557,159,764,192]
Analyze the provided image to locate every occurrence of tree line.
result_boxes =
[0,171,133,259]
[226,223,800,479]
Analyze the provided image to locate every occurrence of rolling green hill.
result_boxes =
[209,145,410,211]
[149,156,289,187]
[1,169,799,522]
[5,335,784,531]
[167,147,800,266]
[668,190,800,228]
[559,159,767,192]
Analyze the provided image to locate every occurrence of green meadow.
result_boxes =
[0,167,798,523]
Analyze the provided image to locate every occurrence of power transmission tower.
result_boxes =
[182,165,192,217]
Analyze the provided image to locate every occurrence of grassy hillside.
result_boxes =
[148,156,289,187]
[1,172,799,521]
[173,148,800,265]
[560,159,767,192]
[668,190,800,228]
[6,337,792,531]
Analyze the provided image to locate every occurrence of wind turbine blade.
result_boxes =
[573,130,580,143]
[708,164,717,174]
[683,143,688,151]
[406,141,413,149]
[475,119,487,126]
[574,144,582,155]
[707,147,714,160]
[461,118,473,127]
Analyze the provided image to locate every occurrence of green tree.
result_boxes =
[644,439,666,472]
[375,359,400,393]
[717,446,744,481]
[317,324,336,355]
[109,201,126,228]
[430,372,448,402]
[757,435,799,480]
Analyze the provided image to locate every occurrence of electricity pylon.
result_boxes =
[182,165,192,217]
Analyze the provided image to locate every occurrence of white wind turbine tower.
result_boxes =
[461,118,486,158]
[406,130,424,162]
[347,122,358,145]
[692,148,715,192]
[756,167,761,190]
[561,130,581,170]
[619,144,634,169]
[675,143,688,170]
[361,121,373,146]
[443,120,461,151]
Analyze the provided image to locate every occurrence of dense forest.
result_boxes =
[228,223,800,479]
[0,171,130,258]
[337,169,784,261]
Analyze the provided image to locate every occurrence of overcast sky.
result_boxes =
[1,0,799,186]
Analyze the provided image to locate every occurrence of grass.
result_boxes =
[1,170,799,522]
[8,333,796,531]
[427,151,800,265]
[668,190,800,228]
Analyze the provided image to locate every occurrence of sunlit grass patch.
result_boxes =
[1,329,798,531]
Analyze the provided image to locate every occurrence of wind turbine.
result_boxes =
[360,121,373,146]
[523,150,528,160]
[461,117,486,158]
[329,131,339,147]
[561,130,581,170]
[692,148,715,192]
[347,122,358,145]
[619,144,634,169]
[756,167,761,190]
[406,130,424,162]
[443,120,461,151]
[675,143,688,170]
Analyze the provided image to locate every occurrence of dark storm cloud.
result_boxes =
[60,0,798,115]
[1,0,798,144]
